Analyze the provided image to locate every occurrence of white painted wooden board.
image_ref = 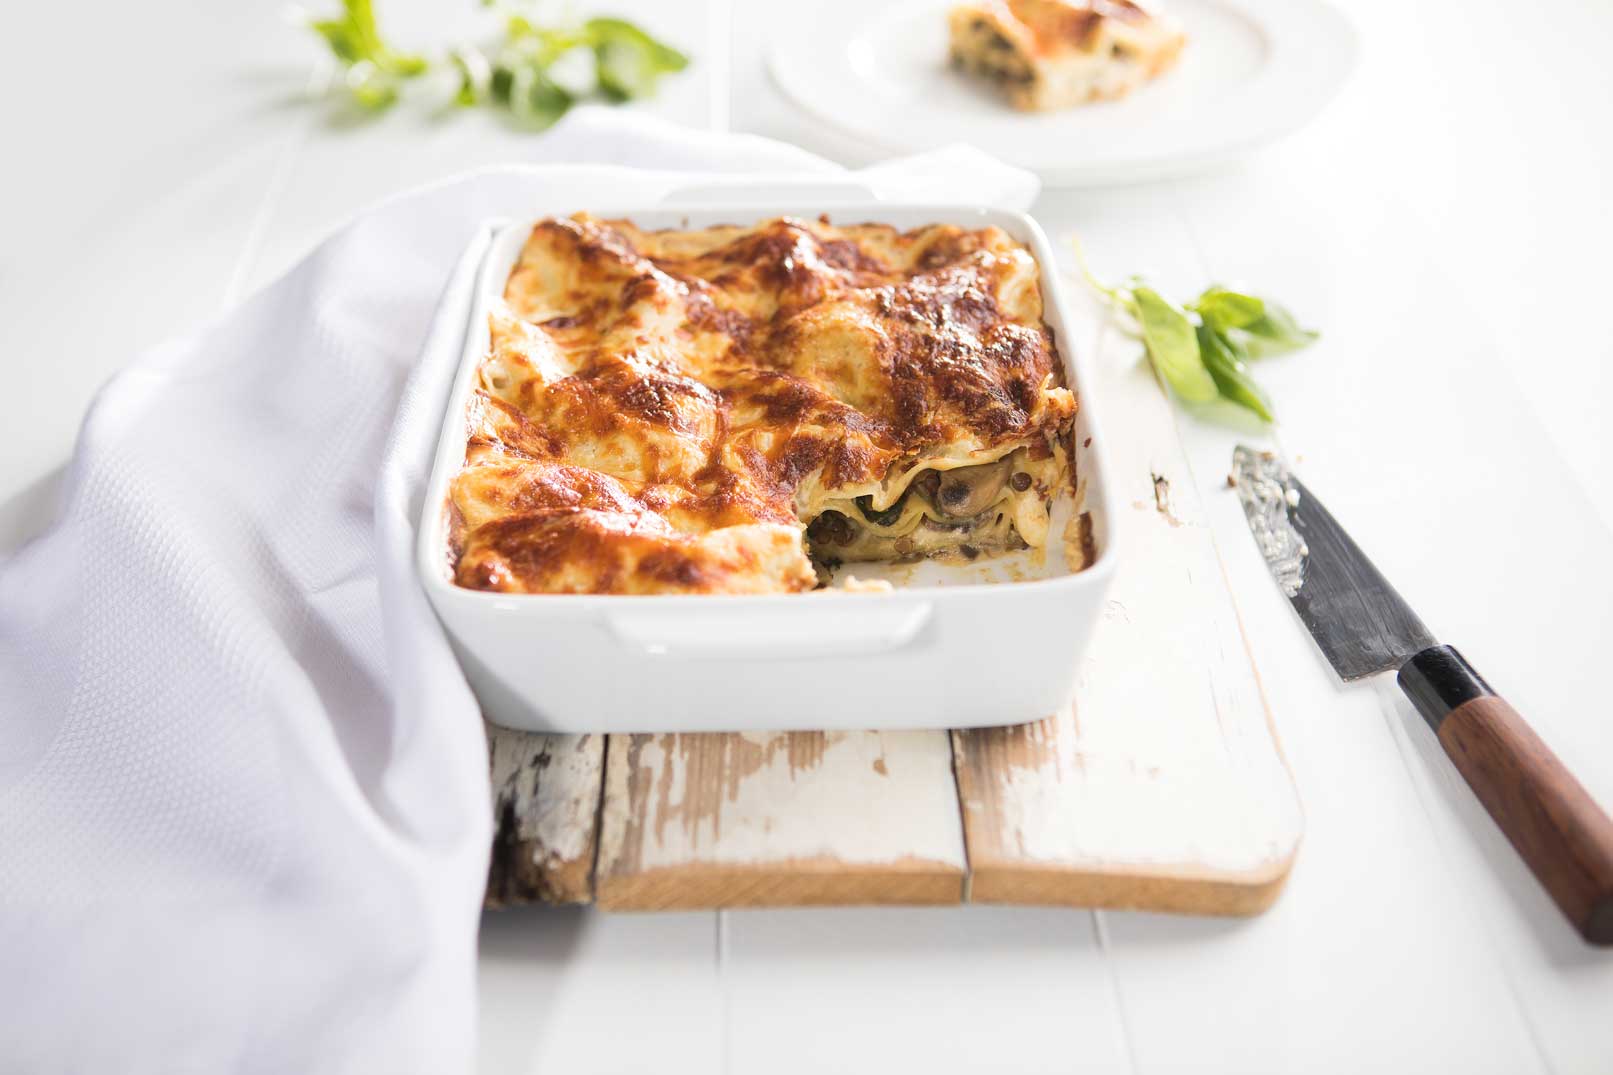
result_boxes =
[594,731,968,908]
[485,267,1303,914]
[486,730,604,906]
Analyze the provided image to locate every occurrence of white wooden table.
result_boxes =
[4,0,1611,1071]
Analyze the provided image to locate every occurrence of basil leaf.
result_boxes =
[506,61,572,127]
[308,0,425,110]
[1192,287,1265,332]
[388,52,428,78]
[1133,287,1218,404]
[1233,301,1319,358]
[1197,324,1275,422]
[449,47,489,106]
[586,17,689,100]
[343,61,400,110]
[489,63,514,104]
[546,43,600,98]
[585,17,689,70]
[595,39,655,101]
[310,18,366,65]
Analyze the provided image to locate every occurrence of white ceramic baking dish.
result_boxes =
[418,193,1119,734]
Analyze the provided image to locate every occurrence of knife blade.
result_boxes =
[1231,445,1613,946]
[1230,446,1436,680]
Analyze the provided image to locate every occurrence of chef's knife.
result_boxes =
[1231,445,1613,945]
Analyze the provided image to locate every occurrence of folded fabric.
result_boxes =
[0,106,1039,1073]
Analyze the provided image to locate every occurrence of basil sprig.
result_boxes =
[302,0,688,126]
[1075,242,1319,423]
[307,0,429,109]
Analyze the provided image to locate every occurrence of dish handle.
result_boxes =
[605,600,933,660]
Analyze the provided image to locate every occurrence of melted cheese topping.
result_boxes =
[449,214,1078,595]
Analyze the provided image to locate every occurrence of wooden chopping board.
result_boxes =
[484,287,1304,917]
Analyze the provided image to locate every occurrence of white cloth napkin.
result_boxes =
[0,107,1038,1074]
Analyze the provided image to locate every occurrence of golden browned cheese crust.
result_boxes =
[449,214,1077,595]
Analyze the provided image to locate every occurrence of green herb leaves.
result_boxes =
[588,17,690,100]
[303,1,688,126]
[1195,321,1274,422]
[307,0,429,109]
[1230,301,1319,358]
[1134,287,1218,404]
[475,14,688,126]
[1074,241,1319,423]
[1191,287,1264,333]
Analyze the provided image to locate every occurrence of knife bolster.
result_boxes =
[1398,644,1494,732]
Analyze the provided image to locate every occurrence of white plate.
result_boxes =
[767,0,1358,186]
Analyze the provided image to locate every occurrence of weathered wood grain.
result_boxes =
[951,300,1304,915]
[485,726,605,907]
[595,730,966,910]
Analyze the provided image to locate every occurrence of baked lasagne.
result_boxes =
[948,0,1186,110]
[448,214,1078,596]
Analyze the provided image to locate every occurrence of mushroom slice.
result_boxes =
[932,458,1012,519]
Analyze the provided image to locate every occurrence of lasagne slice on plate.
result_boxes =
[948,0,1186,110]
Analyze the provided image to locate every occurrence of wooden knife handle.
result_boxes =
[1400,645,1613,945]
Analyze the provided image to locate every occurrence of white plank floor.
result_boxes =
[3,0,1611,1071]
